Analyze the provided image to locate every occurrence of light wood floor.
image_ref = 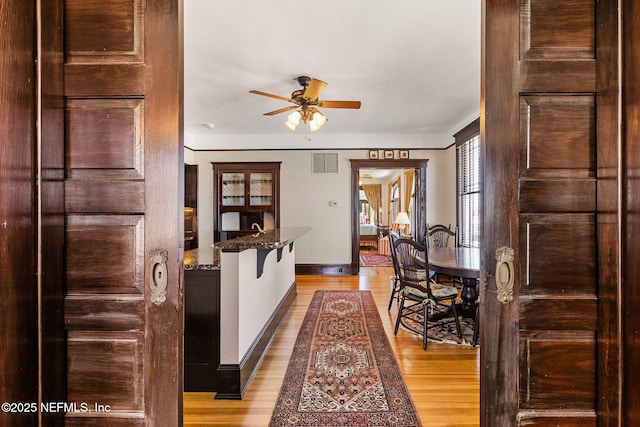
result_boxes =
[183,266,480,426]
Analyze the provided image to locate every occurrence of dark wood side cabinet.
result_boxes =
[212,162,281,241]
[184,164,198,249]
[184,269,220,392]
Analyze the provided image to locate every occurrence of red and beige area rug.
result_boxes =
[269,290,421,427]
[359,253,393,267]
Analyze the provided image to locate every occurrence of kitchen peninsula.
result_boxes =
[183,227,310,399]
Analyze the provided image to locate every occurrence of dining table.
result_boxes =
[424,246,480,321]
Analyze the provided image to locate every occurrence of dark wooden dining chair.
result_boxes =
[426,223,457,248]
[386,230,402,311]
[426,223,461,284]
[391,237,461,349]
[472,298,479,347]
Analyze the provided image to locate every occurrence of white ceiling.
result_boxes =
[184,0,481,146]
[360,169,396,180]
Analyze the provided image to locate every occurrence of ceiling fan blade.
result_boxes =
[263,105,298,116]
[249,90,295,103]
[302,78,327,101]
[317,100,362,109]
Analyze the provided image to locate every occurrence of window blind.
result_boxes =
[455,119,480,248]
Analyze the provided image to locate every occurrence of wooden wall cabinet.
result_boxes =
[184,164,198,249]
[213,162,281,241]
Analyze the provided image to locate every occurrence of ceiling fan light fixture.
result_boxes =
[312,111,327,126]
[251,76,357,132]
[309,111,327,131]
[285,110,301,130]
[287,111,301,125]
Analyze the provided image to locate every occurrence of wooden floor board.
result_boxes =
[183,267,480,426]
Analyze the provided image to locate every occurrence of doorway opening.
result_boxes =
[350,159,428,275]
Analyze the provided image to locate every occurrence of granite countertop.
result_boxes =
[184,227,311,270]
[184,245,220,270]
[214,226,311,252]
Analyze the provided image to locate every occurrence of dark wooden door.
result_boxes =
[1,2,40,426]
[482,0,621,425]
[2,1,66,426]
[623,3,640,424]
[62,0,183,425]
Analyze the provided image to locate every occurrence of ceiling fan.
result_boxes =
[249,76,361,131]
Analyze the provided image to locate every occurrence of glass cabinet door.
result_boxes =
[221,173,245,206]
[249,172,272,206]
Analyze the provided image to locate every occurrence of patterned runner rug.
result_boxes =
[269,290,421,427]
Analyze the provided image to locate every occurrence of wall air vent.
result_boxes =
[312,153,339,174]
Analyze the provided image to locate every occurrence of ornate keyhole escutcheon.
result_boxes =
[495,246,514,305]
[149,248,168,305]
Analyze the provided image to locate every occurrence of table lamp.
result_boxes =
[394,212,411,236]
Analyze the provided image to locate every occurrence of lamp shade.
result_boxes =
[285,110,301,131]
[394,212,410,225]
[287,111,301,125]
[309,111,327,132]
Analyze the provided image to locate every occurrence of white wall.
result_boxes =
[187,147,456,264]
[185,132,454,151]
[425,147,457,227]
[219,244,296,364]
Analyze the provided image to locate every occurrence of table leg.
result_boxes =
[457,277,478,320]
[428,277,478,322]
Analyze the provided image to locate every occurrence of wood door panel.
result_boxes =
[520,96,595,176]
[519,61,596,93]
[65,181,145,213]
[65,296,145,330]
[520,0,595,60]
[66,419,144,427]
[517,416,595,426]
[64,64,145,96]
[520,215,596,293]
[519,332,596,409]
[66,99,144,173]
[67,331,144,409]
[519,0,596,92]
[66,215,144,294]
[65,0,143,63]
[520,298,597,330]
[519,180,596,212]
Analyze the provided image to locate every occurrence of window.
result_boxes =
[406,170,416,237]
[390,180,399,225]
[409,180,415,237]
[359,188,377,224]
[455,119,481,248]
